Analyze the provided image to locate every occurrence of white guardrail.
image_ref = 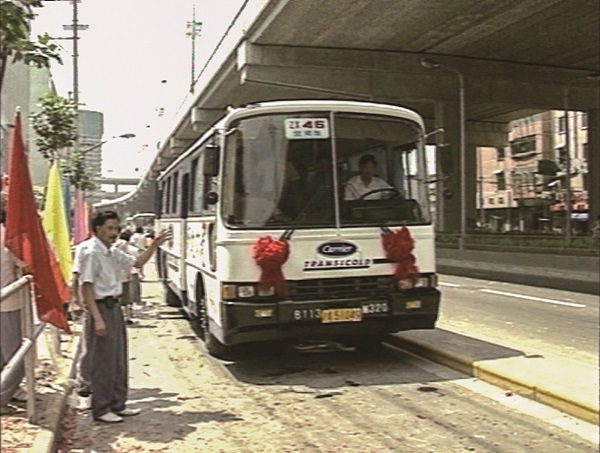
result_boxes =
[0,275,46,423]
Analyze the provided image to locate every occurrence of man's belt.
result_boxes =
[96,296,120,309]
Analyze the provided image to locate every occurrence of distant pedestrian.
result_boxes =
[130,226,147,280]
[78,210,170,423]
[115,230,141,324]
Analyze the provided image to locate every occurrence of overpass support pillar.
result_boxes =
[588,109,599,226]
[433,100,508,232]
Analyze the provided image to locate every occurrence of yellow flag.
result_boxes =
[42,161,72,284]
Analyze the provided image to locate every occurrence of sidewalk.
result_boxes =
[387,328,599,425]
[0,322,81,453]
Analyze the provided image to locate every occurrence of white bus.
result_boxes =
[155,100,440,357]
[126,212,156,231]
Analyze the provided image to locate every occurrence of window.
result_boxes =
[171,172,179,215]
[510,135,536,158]
[581,113,588,129]
[496,147,505,161]
[496,171,506,191]
[222,112,428,229]
[190,157,200,212]
[498,197,504,204]
[164,178,172,214]
[488,198,495,205]
[557,146,567,168]
[557,115,566,133]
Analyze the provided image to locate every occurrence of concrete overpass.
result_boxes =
[96,0,600,227]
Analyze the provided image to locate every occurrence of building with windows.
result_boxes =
[78,110,104,179]
[478,110,589,233]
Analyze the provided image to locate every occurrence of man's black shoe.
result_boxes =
[78,388,92,397]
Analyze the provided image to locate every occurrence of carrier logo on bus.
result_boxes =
[317,241,357,257]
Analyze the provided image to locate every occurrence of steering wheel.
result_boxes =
[358,188,402,200]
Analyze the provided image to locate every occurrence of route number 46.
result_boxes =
[284,118,330,140]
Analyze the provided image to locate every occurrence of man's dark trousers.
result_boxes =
[91,300,128,419]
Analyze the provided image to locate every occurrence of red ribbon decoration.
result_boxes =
[381,227,419,283]
[253,236,290,299]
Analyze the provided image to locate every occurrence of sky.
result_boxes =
[31,0,248,178]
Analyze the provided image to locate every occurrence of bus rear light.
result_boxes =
[237,285,256,298]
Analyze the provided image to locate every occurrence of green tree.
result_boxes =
[0,0,62,92]
[30,92,96,191]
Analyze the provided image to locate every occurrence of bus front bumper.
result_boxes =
[216,289,441,346]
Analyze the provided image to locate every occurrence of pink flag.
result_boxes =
[72,189,90,245]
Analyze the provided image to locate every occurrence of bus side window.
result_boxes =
[164,177,172,215]
[172,171,179,216]
[190,157,201,213]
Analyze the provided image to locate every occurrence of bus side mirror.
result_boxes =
[205,191,218,205]
[203,144,220,177]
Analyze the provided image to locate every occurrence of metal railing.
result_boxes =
[0,275,46,423]
[436,232,599,256]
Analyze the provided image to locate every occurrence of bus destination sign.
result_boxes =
[284,118,330,140]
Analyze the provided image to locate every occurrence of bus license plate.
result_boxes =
[321,308,362,324]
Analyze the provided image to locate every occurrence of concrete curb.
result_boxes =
[30,326,83,453]
[386,334,599,425]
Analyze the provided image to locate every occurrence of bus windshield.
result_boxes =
[222,112,430,229]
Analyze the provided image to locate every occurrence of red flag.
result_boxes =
[4,112,71,333]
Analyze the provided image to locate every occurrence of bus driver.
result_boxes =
[344,154,393,200]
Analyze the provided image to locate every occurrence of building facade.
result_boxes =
[478,110,589,233]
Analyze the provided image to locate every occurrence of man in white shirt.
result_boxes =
[78,211,170,423]
[344,154,393,200]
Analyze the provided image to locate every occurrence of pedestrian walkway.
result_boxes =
[0,322,81,452]
[436,248,600,295]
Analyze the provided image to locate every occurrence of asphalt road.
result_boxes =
[57,275,598,452]
[436,274,600,366]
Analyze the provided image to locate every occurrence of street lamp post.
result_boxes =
[78,133,136,155]
[421,58,466,249]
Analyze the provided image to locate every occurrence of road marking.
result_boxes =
[480,289,586,308]
[439,282,461,288]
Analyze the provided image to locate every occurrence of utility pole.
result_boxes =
[62,0,88,152]
[186,4,203,94]
[72,0,79,110]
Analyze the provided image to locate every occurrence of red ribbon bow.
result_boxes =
[253,236,290,298]
[381,227,419,283]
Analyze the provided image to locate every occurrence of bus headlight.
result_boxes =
[257,286,275,297]
[397,279,414,290]
[415,277,429,288]
[237,285,256,298]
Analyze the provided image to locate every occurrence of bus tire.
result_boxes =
[165,285,182,307]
